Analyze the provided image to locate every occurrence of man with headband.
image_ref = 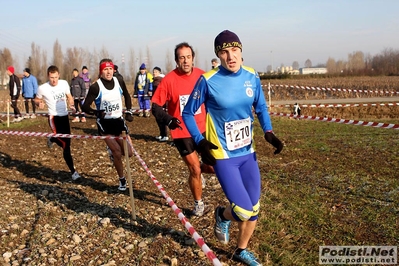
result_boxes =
[82,59,134,191]
[183,30,283,265]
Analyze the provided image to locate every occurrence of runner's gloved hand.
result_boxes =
[96,110,105,119]
[167,117,182,130]
[124,110,133,122]
[197,139,218,166]
[264,131,283,154]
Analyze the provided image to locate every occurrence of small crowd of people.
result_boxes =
[6,66,39,122]
[5,30,284,266]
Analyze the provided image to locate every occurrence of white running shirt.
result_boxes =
[36,80,70,116]
[95,77,123,119]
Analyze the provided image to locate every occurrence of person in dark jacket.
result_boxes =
[80,66,91,96]
[113,65,124,80]
[6,66,23,122]
[133,63,153,117]
[70,68,87,122]
[152,66,168,141]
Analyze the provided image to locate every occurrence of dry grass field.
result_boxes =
[0,76,398,265]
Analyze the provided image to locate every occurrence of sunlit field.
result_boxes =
[0,76,398,265]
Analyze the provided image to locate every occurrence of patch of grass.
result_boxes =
[0,116,44,130]
[254,115,398,265]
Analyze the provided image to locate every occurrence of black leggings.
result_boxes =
[48,115,75,173]
[73,99,85,117]
[11,96,21,116]
[24,98,36,114]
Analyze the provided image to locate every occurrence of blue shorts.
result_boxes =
[213,153,261,221]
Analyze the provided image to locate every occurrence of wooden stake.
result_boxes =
[7,99,10,127]
[122,131,136,221]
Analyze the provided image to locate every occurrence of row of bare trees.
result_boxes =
[1,39,193,86]
[325,48,399,75]
[0,48,13,86]
[3,40,398,87]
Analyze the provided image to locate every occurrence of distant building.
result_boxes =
[299,67,327,75]
[288,69,300,75]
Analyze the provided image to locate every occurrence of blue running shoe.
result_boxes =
[214,206,231,244]
[233,249,262,266]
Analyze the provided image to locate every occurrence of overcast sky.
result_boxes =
[1,0,398,73]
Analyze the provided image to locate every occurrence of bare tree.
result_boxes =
[348,51,365,72]
[364,53,373,72]
[146,46,153,71]
[27,42,48,84]
[1,48,13,86]
[64,47,84,82]
[336,60,346,74]
[52,39,64,78]
[129,47,137,83]
[98,46,110,61]
[304,59,312,68]
[372,47,399,75]
[194,48,200,69]
[138,49,144,69]
[292,61,299,70]
[326,57,337,74]
[40,52,48,84]
[164,49,174,74]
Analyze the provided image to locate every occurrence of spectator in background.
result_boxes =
[133,63,153,117]
[211,58,219,69]
[80,66,91,95]
[70,68,87,122]
[34,65,81,181]
[293,102,301,118]
[113,65,124,80]
[22,68,38,119]
[152,66,168,142]
[6,66,23,122]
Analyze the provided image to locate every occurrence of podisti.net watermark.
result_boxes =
[319,246,397,264]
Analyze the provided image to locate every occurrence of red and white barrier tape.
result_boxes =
[0,109,145,118]
[270,112,399,129]
[262,84,399,95]
[0,129,222,265]
[131,145,222,265]
[270,103,399,108]
[0,130,125,140]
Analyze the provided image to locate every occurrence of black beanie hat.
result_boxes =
[214,30,242,56]
[23,68,31,74]
[153,66,161,73]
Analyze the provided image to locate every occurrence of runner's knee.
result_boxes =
[231,202,260,221]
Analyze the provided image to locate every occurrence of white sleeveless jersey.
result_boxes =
[37,80,70,116]
[94,77,123,119]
